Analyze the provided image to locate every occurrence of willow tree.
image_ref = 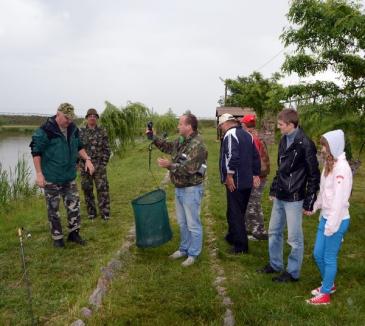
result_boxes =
[100,101,178,155]
[100,101,149,155]
[281,0,365,150]
[148,108,178,137]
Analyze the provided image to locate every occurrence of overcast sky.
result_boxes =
[0,0,323,117]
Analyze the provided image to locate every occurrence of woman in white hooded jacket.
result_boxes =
[305,129,352,305]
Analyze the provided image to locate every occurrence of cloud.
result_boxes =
[0,0,291,117]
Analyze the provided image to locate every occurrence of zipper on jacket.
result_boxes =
[290,151,297,169]
[289,173,292,191]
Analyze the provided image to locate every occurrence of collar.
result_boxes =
[286,127,299,139]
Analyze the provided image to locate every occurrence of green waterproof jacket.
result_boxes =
[30,116,83,184]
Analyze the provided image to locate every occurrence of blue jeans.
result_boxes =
[268,198,304,279]
[175,184,204,257]
[313,216,350,294]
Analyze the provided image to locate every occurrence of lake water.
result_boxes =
[0,133,35,180]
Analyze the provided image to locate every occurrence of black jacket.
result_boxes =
[269,128,320,211]
[220,126,261,190]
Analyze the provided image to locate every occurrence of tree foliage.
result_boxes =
[100,102,177,155]
[281,0,365,112]
[100,101,150,155]
[148,108,178,137]
[281,0,365,152]
[222,71,286,123]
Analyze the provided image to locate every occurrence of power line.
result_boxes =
[254,48,286,72]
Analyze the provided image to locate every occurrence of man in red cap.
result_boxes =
[240,114,270,240]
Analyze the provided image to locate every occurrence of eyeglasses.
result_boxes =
[87,114,98,118]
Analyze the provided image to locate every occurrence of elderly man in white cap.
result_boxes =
[218,113,261,254]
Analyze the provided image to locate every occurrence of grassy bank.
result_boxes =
[0,127,364,325]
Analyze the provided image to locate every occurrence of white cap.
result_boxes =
[218,113,236,126]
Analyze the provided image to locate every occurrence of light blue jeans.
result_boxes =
[268,198,304,279]
[313,216,350,294]
[175,184,204,257]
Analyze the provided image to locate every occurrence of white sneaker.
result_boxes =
[181,256,196,267]
[248,235,258,241]
[169,250,186,260]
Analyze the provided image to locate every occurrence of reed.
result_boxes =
[0,164,10,207]
[0,156,37,208]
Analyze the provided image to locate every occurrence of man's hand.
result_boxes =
[269,196,275,201]
[157,157,172,169]
[85,160,95,175]
[225,174,236,192]
[253,176,260,188]
[36,172,45,188]
[303,210,314,216]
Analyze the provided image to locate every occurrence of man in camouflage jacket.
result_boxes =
[241,114,270,240]
[152,113,208,267]
[79,108,111,220]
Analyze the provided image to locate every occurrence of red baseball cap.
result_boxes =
[240,114,256,125]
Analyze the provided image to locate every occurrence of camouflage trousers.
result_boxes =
[44,180,81,240]
[245,177,267,236]
[81,165,110,219]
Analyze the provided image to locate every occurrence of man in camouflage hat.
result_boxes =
[151,112,208,267]
[30,103,95,248]
[241,114,270,241]
[79,108,111,220]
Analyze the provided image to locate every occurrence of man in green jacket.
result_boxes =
[30,103,95,248]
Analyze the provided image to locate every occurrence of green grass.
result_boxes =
[0,127,364,325]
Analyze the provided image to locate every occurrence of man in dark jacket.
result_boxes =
[30,103,95,248]
[219,113,261,254]
[258,109,320,282]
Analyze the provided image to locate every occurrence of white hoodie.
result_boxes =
[312,130,352,236]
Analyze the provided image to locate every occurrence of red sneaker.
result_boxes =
[306,293,331,305]
[311,284,336,296]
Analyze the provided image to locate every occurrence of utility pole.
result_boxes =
[219,77,227,106]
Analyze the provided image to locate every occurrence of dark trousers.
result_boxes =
[225,188,252,252]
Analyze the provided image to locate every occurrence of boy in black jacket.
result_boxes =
[258,109,320,282]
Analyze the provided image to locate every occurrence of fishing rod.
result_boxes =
[148,142,159,188]
[18,227,37,326]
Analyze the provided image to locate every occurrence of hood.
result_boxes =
[322,129,345,159]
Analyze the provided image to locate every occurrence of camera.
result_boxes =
[146,121,153,140]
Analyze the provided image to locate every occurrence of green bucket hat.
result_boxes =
[57,103,76,119]
[85,108,99,119]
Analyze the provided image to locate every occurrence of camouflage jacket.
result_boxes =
[153,132,208,188]
[79,125,111,168]
[250,129,270,178]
